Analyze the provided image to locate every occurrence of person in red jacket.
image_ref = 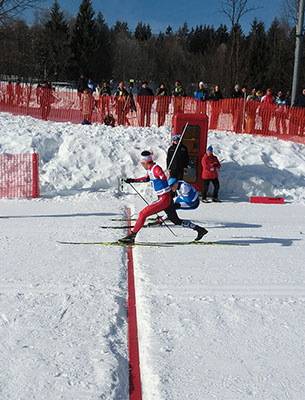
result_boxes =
[201,146,221,203]
[260,88,275,134]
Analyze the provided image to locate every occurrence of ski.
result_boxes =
[100,225,137,229]
[58,240,171,247]
[58,240,248,247]
[99,223,163,229]
[110,217,157,222]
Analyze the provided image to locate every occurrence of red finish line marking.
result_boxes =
[126,208,142,400]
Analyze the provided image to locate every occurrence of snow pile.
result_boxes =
[0,112,304,203]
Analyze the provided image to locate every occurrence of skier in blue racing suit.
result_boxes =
[149,177,208,240]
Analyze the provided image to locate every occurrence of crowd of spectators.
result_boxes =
[2,75,305,128]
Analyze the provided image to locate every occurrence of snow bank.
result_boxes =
[0,112,304,203]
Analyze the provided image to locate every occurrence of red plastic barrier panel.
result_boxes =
[250,196,284,204]
[0,153,40,198]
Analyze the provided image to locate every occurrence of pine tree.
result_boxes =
[265,18,293,92]
[70,0,98,78]
[243,18,268,89]
[44,0,70,80]
[134,22,152,41]
[91,11,112,81]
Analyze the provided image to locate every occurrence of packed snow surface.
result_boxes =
[0,112,305,399]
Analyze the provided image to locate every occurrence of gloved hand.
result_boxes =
[213,163,219,167]
[124,178,135,184]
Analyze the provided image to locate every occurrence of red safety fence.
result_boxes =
[0,82,304,144]
[0,153,39,198]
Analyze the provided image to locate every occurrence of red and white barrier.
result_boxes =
[250,196,284,204]
[0,81,304,144]
[0,153,39,198]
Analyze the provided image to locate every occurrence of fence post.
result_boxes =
[32,153,40,198]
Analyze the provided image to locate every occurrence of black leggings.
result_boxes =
[202,178,219,200]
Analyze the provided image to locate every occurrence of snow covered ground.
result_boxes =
[0,112,305,399]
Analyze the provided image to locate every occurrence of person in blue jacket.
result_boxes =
[194,81,210,101]
[148,177,208,241]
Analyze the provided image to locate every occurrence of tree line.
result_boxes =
[0,0,304,96]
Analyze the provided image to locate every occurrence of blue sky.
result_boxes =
[30,0,284,34]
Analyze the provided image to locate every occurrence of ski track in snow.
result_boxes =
[0,113,305,399]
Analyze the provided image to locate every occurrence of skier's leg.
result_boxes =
[133,194,172,234]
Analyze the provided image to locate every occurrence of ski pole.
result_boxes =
[128,182,177,237]
[167,121,189,173]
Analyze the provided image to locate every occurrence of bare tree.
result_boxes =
[0,0,42,25]
[219,0,261,26]
[281,0,300,26]
[219,0,262,84]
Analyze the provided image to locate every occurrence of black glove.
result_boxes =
[214,163,219,167]
[124,178,135,184]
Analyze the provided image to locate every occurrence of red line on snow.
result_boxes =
[126,208,142,400]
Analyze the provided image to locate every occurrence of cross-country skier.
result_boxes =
[148,178,208,240]
[119,152,207,244]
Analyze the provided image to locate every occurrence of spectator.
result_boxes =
[294,88,305,108]
[275,90,287,135]
[247,88,259,102]
[81,88,95,125]
[172,80,187,97]
[210,85,223,101]
[275,90,286,105]
[87,78,96,94]
[104,113,115,127]
[100,81,111,96]
[15,79,23,105]
[285,90,291,106]
[137,81,154,127]
[36,83,41,103]
[77,74,88,109]
[231,84,243,99]
[155,83,170,127]
[172,80,186,113]
[96,82,111,120]
[245,88,260,133]
[194,81,210,114]
[40,81,55,121]
[210,85,223,129]
[201,145,221,203]
[241,86,247,99]
[231,84,244,132]
[6,81,14,105]
[261,88,275,105]
[256,90,263,102]
[114,81,130,126]
[166,134,189,180]
[260,88,275,134]
[194,81,210,101]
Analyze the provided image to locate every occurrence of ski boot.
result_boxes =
[118,232,137,244]
[194,226,208,241]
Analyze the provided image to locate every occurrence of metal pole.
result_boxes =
[128,182,177,237]
[291,0,305,105]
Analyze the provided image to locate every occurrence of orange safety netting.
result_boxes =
[0,82,304,144]
[0,153,39,198]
